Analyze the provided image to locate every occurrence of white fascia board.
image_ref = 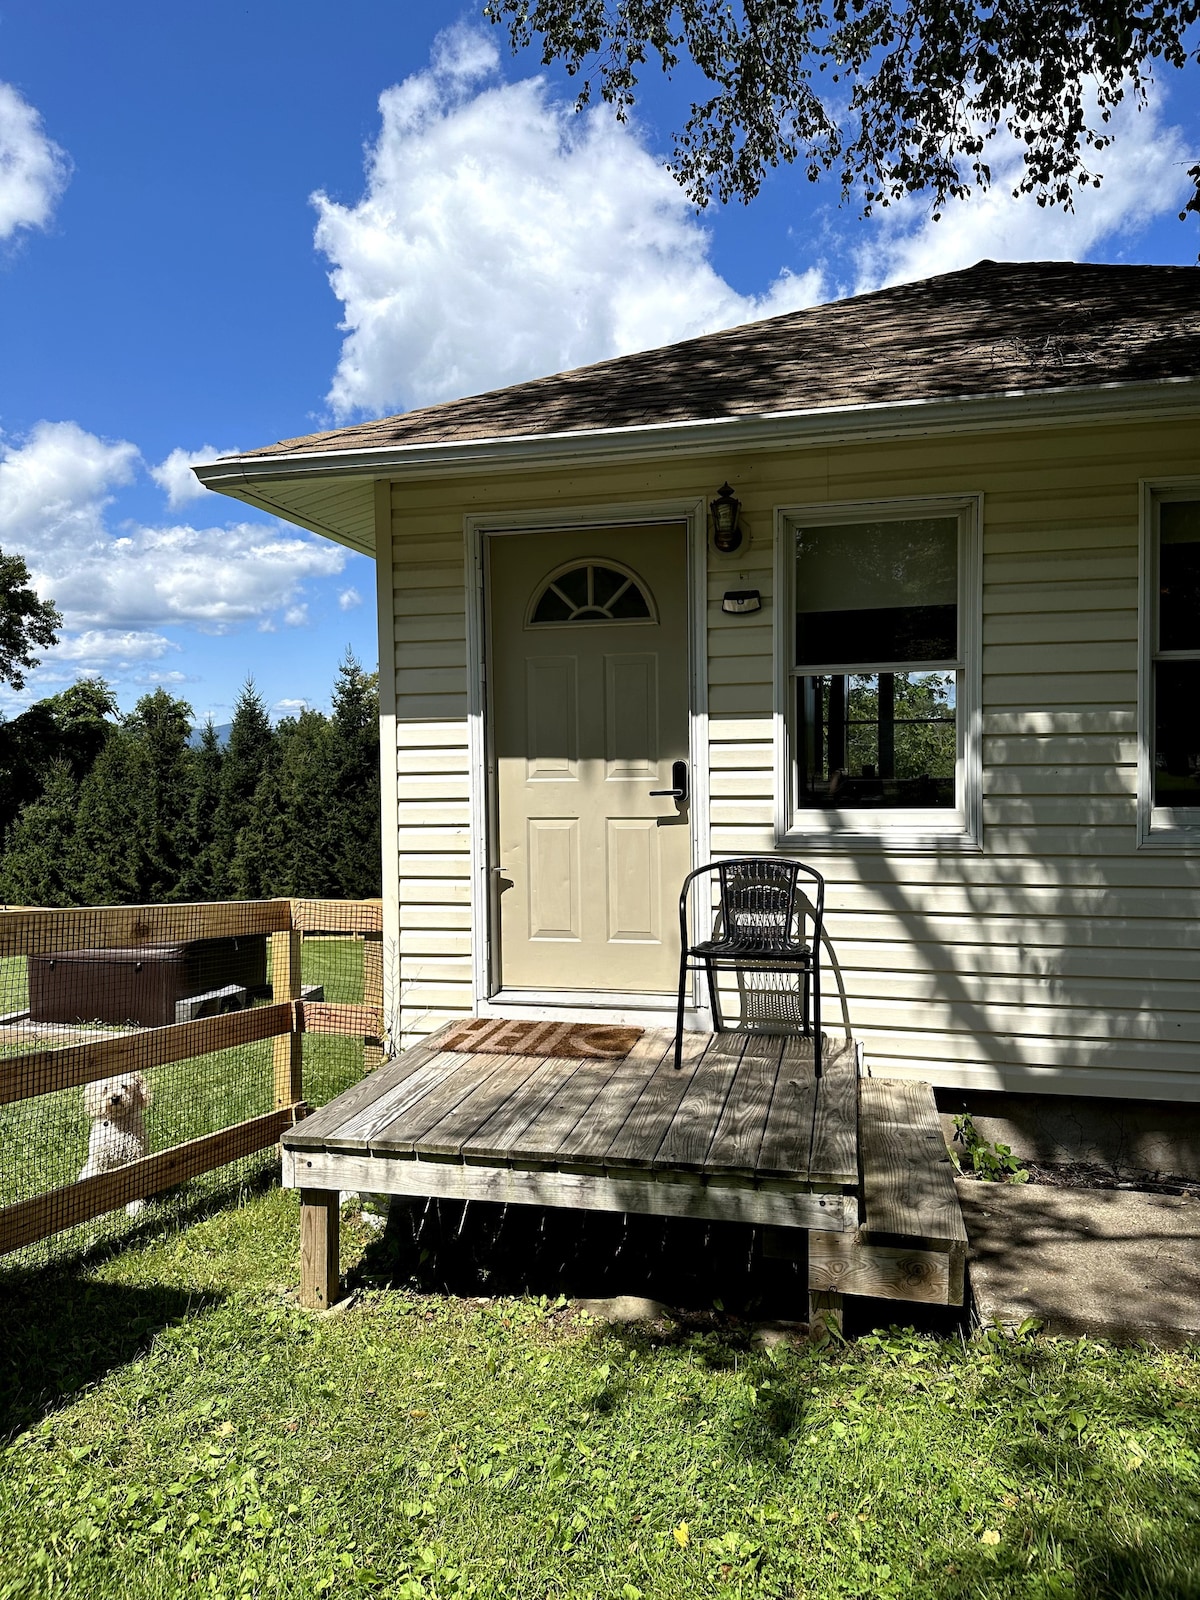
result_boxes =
[194,373,1200,528]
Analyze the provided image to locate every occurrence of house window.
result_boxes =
[527,561,655,626]
[1143,492,1200,842]
[776,499,981,848]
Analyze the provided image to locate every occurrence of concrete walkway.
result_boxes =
[958,1180,1200,1348]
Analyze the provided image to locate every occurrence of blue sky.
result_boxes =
[1,2,1197,724]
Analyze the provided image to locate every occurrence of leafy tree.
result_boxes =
[0,679,119,844]
[328,653,381,899]
[0,760,80,907]
[0,547,61,691]
[844,671,955,780]
[487,0,1200,221]
[211,680,278,899]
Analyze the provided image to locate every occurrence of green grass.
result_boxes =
[1,1188,1198,1600]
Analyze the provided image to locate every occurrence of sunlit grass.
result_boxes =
[1,1186,1198,1600]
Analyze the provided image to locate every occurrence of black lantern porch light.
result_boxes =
[710,482,743,553]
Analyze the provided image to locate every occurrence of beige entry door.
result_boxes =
[488,524,691,995]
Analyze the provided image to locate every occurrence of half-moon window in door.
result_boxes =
[527,560,657,626]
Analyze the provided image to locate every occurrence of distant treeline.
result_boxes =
[0,656,381,907]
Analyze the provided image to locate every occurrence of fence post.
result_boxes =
[363,932,384,1071]
[272,925,303,1108]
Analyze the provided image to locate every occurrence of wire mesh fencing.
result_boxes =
[0,898,383,1276]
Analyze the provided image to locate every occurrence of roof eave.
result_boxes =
[194,371,1200,497]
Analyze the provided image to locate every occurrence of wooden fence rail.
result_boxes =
[0,896,385,1259]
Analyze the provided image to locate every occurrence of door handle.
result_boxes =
[650,759,689,803]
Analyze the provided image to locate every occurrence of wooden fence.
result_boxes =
[0,897,383,1259]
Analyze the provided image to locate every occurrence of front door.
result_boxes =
[488,524,690,995]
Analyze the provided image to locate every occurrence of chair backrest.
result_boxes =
[691,857,823,952]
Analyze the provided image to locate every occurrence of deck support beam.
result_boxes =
[299,1188,340,1310]
[284,1148,856,1232]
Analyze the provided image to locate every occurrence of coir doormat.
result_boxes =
[442,1017,643,1059]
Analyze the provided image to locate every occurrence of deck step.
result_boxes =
[859,1075,967,1304]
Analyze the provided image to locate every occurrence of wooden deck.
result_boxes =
[281,1022,967,1322]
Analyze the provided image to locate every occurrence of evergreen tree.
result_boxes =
[123,689,194,901]
[180,719,224,900]
[261,710,336,897]
[69,728,144,905]
[328,653,381,899]
[0,760,80,906]
[64,690,195,905]
[211,680,277,899]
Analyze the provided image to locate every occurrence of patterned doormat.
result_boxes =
[441,1017,644,1059]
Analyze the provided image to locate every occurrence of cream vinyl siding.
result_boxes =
[385,415,1200,1097]
[388,512,473,1036]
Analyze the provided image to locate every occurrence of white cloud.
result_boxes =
[854,90,1193,291]
[284,605,309,627]
[313,29,823,416]
[52,629,176,664]
[150,444,240,507]
[338,586,362,610]
[274,697,311,716]
[0,81,69,241]
[0,421,347,684]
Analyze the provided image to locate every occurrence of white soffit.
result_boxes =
[206,476,376,557]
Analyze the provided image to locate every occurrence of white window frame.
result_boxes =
[1138,478,1200,849]
[773,494,983,852]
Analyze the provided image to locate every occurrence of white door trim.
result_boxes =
[464,499,710,1018]
[373,480,403,1053]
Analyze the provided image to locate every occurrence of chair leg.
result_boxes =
[673,952,689,1071]
[705,959,720,1032]
[813,966,822,1078]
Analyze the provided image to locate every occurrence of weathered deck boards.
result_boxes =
[283,1025,966,1315]
[286,1028,858,1185]
[859,1076,967,1252]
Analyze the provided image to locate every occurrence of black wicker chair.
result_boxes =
[673,858,824,1074]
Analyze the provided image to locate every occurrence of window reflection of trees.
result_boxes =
[798,671,956,809]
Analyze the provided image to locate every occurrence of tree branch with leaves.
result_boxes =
[486,0,1200,224]
[0,548,60,691]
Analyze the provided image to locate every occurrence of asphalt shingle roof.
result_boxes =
[236,260,1200,460]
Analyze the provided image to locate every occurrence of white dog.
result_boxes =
[80,1073,152,1216]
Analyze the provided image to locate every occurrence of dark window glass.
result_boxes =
[797,671,956,809]
[556,566,589,607]
[590,565,624,607]
[1154,660,1200,807]
[531,586,572,624]
[529,563,652,625]
[795,517,958,667]
[1159,502,1200,652]
[607,579,652,619]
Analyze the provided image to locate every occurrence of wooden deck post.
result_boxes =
[807,1288,845,1342]
[299,1188,340,1309]
[272,928,303,1108]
